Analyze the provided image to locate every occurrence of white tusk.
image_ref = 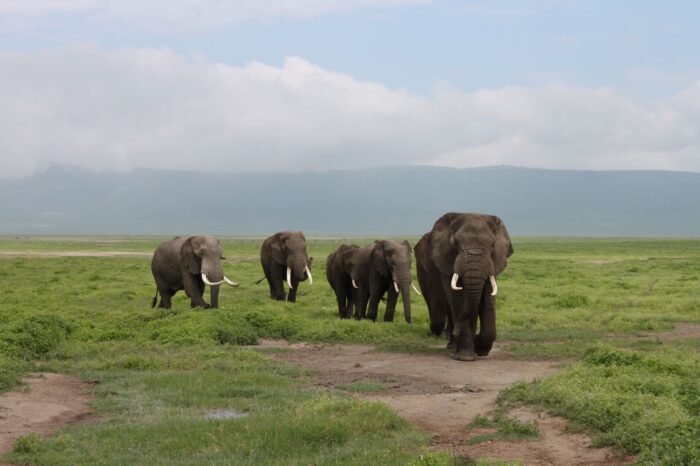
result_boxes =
[451,273,463,291]
[287,266,294,289]
[201,273,224,286]
[224,276,239,287]
[412,283,422,296]
[305,265,313,285]
[490,275,498,296]
[394,281,399,293]
[352,278,359,289]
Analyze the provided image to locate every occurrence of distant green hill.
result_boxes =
[2,165,699,236]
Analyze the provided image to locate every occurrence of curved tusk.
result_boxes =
[201,273,225,286]
[287,266,294,289]
[490,275,498,296]
[305,265,313,285]
[224,276,239,287]
[352,278,359,289]
[412,283,422,296]
[451,273,463,291]
[394,281,399,293]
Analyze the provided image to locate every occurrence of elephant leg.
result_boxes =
[446,311,456,349]
[158,288,174,309]
[349,287,358,319]
[335,287,349,318]
[366,292,383,322]
[287,276,299,303]
[269,265,286,301]
[354,289,369,320]
[476,294,496,356]
[383,289,399,322]
[184,274,208,308]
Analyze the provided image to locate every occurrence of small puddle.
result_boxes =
[204,409,248,420]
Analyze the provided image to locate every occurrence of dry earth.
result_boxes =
[0,373,93,457]
[262,340,634,466]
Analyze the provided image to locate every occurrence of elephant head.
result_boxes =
[429,213,512,358]
[180,235,238,308]
[270,230,313,289]
[370,239,415,323]
[344,245,371,290]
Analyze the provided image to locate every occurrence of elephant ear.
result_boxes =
[429,213,460,276]
[489,215,513,276]
[371,241,389,277]
[269,233,286,265]
[401,240,412,255]
[181,236,205,274]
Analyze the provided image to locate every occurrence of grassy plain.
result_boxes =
[0,236,698,465]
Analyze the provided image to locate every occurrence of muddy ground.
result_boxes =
[262,340,635,466]
[0,373,93,457]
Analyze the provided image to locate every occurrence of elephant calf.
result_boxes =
[260,230,313,303]
[326,244,371,319]
[151,235,238,309]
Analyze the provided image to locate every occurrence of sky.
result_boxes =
[1,0,699,177]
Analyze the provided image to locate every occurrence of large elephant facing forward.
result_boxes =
[415,213,513,361]
[151,235,238,309]
[260,230,313,302]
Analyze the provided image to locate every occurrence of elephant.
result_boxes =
[415,232,451,337]
[415,213,513,361]
[365,240,421,324]
[326,244,371,319]
[151,235,238,309]
[260,230,313,302]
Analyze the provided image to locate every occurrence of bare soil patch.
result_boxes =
[0,373,94,455]
[262,340,632,465]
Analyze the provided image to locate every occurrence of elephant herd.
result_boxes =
[150,212,513,361]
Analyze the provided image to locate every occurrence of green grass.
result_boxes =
[1,236,699,465]
[467,413,539,444]
[338,381,388,393]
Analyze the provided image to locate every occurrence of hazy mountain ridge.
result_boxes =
[2,166,699,236]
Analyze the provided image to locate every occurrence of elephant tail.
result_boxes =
[254,276,266,285]
[151,289,159,308]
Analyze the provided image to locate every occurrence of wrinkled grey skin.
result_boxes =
[260,230,312,303]
[365,240,414,324]
[151,235,229,309]
[416,213,513,361]
[415,232,450,336]
[326,244,371,319]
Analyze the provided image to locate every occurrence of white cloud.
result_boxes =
[0,0,429,32]
[0,46,699,177]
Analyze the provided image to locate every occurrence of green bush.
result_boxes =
[13,432,43,453]
[4,314,75,359]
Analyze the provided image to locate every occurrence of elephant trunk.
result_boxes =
[394,269,413,324]
[210,284,220,308]
[287,257,310,288]
[452,290,482,337]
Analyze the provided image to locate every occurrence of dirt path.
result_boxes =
[262,340,633,466]
[0,373,94,456]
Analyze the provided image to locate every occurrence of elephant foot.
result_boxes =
[451,350,476,361]
[446,339,456,350]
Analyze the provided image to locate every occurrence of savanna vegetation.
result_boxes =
[1,236,698,465]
